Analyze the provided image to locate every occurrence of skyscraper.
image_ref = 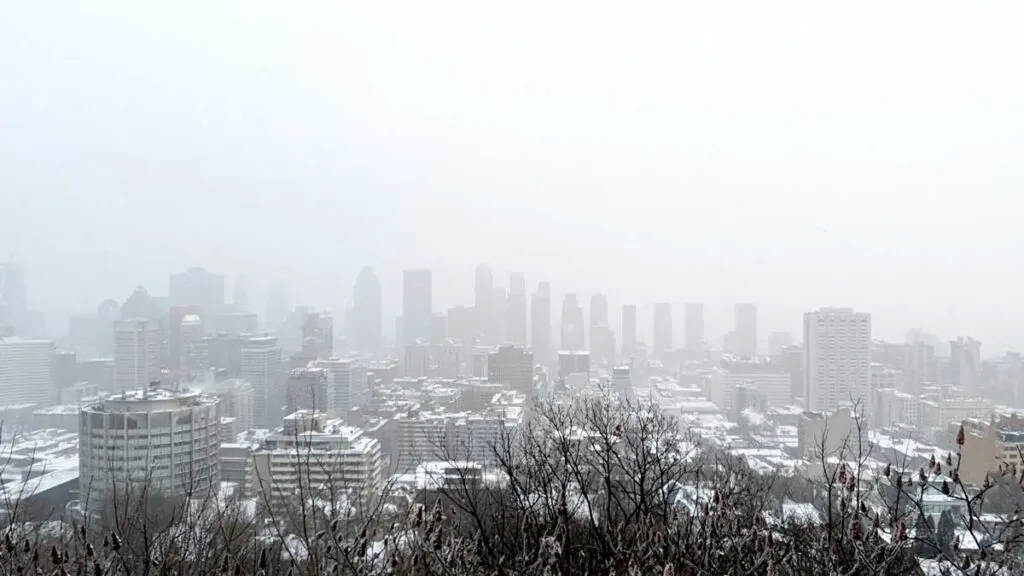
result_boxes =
[487,344,534,396]
[684,303,704,353]
[653,303,673,360]
[589,294,612,366]
[169,267,225,313]
[803,307,871,413]
[402,269,433,344]
[242,335,283,427]
[734,303,758,357]
[114,319,162,391]
[589,294,608,329]
[233,275,248,312]
[621,304,637,359]
[491,287,507,344]
[560,294,585,351]
[950,337,982,393]
[475,264,494,343]
[0,337,55,405]
[352,266,383,353]
[531,282,551,365]
[506,272,528,347]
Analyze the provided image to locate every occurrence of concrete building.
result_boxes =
[873,388,920,429]
[906,340,936,395]
[113,319,162,391]
[475,264,494,344]
[192,376,254,439]
[803,308,871,414]
[487,344,534,396]
[950,337,982,394]
[79,388,221,514]
[558,351,590,382]
[397,410,512,471]
[351,267,383,353]
[530,282,552,366]
[240,336,283,427]
[403,269,433,345]
[653,303,672,360]
[317,357,367,415]
[720,358,791,409]
[560,294,585,351]
[0,337,55,405]
[251,411,382,507]
[285,367,331,415]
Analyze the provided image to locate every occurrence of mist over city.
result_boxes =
[2,1,1024,574]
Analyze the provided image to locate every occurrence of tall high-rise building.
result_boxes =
[169,304,202,372]
[352,267,383,353]
[621,305,637,359]
[803,308,871,413]
[531,282,551,365]
[734,303,758,357]
[950,337,982,393]
[475,264,494,343]
[96,299,120,358]
[653,303,673,360]
[241,335,283,427]
[169,267,225,313]
[589,294,608,329]
[114,319,162,391]
[487,344,534,396]
[506,272,528,347]
[0,337,55,405]
[560,294,585,351]
[906,340,935,395]
[402,269,433,344]
[0,262,27,334]
[684,303,704,352]
[589,293,612,366]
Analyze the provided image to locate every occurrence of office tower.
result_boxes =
[487,344,534,396]
[803,307,871,413]
[506,272,528,347]
[265,282,289,329]
[318,357,367,415]
[0,337,55,405]
[531,282,552,365]
[120,286,161,321]
[589,294,609,329]
[233,276,248,312]
[906,340,935,395]
[169,267,225,312]
[621,305,637,359]
[300,310,334,357]
[734,303,758,357]
[193,377,254,439]
[653,303,673,360]
[613,365,633,401]
[684,303,705,353]
[560,294,585,351]
[475,264,494,343]
[179,314,206,381]
[0,262,27,334]
[285,366,331,414]
[169,304,202,372]
[558,351,590,381]
[403,269,433,344]
[79,389,221,514]
[96,299,120,358]
[352,266,383,353]
[68,313,98,356]
[950,337,982,393]
[241,335,283,427]
[114,319,162,391]
[447,306,475,347]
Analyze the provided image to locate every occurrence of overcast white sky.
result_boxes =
[2,1,1023,351]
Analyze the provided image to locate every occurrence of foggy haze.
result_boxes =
[2,0,1024,350]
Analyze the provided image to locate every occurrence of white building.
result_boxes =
[874,387,921,429]
[191,376,254,439]
[0,337,55,405]
[78,388,221,514]
[317,357,367,415]
[241,336,282,427]
[114,319,162,392]
[803,308,872,414]
[720,358,791,409]
[251,411,382,508]
[396,409,518,472]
